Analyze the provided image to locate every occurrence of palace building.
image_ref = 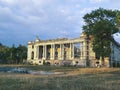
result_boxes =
[27,33,110,67]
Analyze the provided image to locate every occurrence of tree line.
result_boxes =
[0,43,27,64]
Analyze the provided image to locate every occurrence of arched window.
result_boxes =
[31,51,34,59]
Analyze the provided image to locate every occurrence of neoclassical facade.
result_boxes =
[27,33,109,67]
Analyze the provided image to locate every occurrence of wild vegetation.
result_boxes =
[0,65,120,90]
[0,43,27,64]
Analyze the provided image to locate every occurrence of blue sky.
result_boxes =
[0,0,120,47]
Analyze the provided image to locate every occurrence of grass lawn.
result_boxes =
[0,65,120,90]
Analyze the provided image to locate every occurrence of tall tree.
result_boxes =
[83,8,119,66]
[16,44,27,64]
[9,44,17,64]
[0,43,10,63]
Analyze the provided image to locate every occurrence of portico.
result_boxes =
[27,33,97,67]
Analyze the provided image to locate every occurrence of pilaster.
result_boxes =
[60,44,64,60]
[83,40,87,66]
[69,43,72,59]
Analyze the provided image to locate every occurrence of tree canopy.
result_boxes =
[83,8,119,64]
[0,43,27,64]
[116,11,120,34]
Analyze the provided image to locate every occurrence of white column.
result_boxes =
[72,43,74,59]
[53,44,55,60]
[43,45,47,60]
[45,45,47,60]
[83,41,87,66]
[50,45,52,60]
[60,44,62,60]
[43,45,45,59]
[27,45,31,60]
[50,44,55,60]
[36,46,39,59]
[34,46,37,60]
[69,43,72,59]
[62,44,64,60]
[60,44,64,60]
[38,46,39,59]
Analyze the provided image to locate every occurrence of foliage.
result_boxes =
[0,43,27,64]
[116,11,120,27]
[16,45,27,64]
[0,43,10,63]
[83,8,119,62]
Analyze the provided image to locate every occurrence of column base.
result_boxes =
[42,58,46,60]
[50,58,55,60]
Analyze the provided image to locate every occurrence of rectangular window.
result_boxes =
[32,45,34,49]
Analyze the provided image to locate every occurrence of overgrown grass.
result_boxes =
[0,65,120,90]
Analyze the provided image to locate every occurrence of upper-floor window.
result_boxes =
[32,45,34,49]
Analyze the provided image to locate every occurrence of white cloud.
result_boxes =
[0,0,15,3]
[79,7,97,15]
[58,30,70,38]
[90,0,109,3]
